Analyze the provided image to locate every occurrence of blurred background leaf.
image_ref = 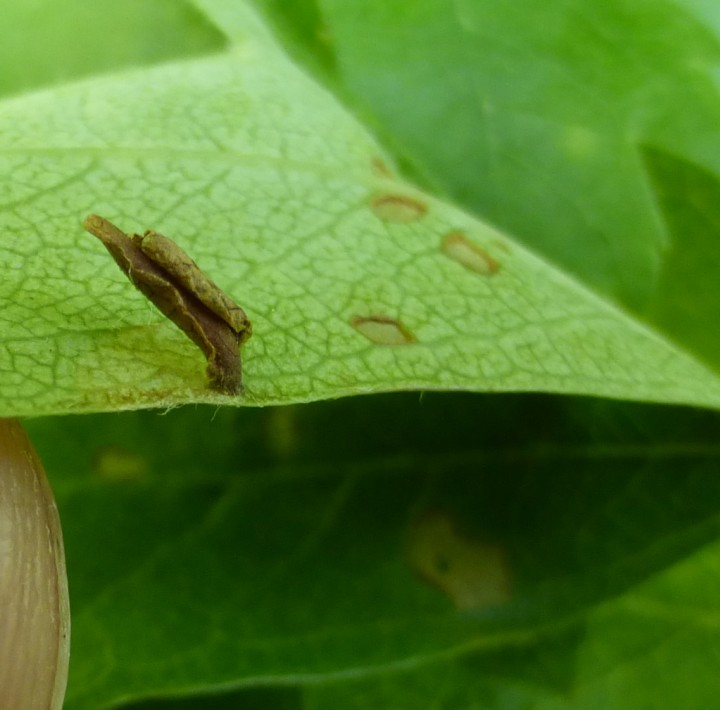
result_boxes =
[25,394,720,709]
[0,0,224,98]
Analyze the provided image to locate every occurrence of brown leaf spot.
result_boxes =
[441,231,500,275]
[371,194,427,223]
[407,510,511,610]
[371,157,394,178]
[351,314,416,345]
[92,446,148,482]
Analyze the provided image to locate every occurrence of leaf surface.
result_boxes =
[2,1,720,415]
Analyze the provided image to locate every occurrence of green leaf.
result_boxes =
[29,395,720,709]
[3,0,720,415]
[0,0,224,98]
[304,539,720,710]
